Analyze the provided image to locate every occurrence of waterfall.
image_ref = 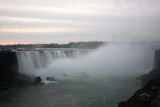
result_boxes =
[14,42,159,80]
[143,51,155,73]
[16,49,90,76]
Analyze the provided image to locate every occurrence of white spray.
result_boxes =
[16,42,159,82]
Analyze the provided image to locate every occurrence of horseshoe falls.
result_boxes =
[15,43,157,80]
[0,42,159,107]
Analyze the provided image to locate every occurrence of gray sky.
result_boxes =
[0,0,160,44]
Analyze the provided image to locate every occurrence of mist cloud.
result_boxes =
[35,42,159,80]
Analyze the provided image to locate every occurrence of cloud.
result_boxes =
[0,0,160,44]
[0,0,160,16]
[0,27,82,33]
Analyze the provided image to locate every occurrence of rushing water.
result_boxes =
[16,49,90,76]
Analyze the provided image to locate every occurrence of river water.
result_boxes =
[0,77,140,107]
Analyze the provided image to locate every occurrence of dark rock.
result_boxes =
[34,76,42,85]
[46,77,55,81]
[0,50,18,81]
[139,93,151,102]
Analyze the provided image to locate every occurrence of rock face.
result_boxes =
[0,50,33,90]
[0,50,17,79]
[0,50,18,83]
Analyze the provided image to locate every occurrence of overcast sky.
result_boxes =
[0,0,160,44]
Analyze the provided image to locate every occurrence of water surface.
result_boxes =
[0,77,140,107]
